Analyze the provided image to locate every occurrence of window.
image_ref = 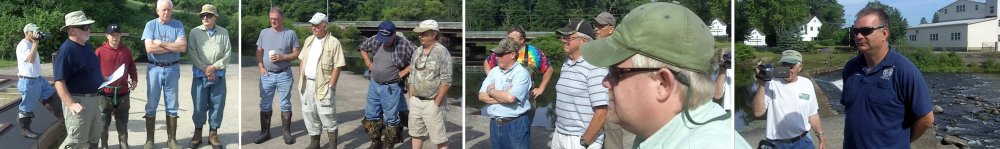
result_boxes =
[991,6,995,13]
[910,35,917,41]
[931,34,939,41]
[944,9,948,14]
[952,32,962,40]
[976,5,979,10]
[958,5,966,12]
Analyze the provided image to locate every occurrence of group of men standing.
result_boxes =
[250,6,453,149]
[15,0,231,148]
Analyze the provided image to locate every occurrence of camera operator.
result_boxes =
[15,23,62,139]
[714,51,733,112]
[751,50,826,149]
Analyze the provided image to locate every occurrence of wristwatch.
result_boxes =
[580,139,590,148]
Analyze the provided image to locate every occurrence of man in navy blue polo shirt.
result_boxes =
[841,7,934,148]
[53,10,104,149]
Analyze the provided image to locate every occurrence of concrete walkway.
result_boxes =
[0,63,242,149]
[238,66,463,149]
[738,114,957,149]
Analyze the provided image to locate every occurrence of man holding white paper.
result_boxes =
[95,23,138,148]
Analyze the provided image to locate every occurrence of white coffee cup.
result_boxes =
[269,50,277,62]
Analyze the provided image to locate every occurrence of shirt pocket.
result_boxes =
[868,78,903,117]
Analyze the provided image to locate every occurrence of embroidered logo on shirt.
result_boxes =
[881,67,894,80]
[799,93,810,100]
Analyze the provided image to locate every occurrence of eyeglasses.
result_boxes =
[200,14,214,19]
[851,25,885,36]
[607,67,661,85]
[561,34,581,41]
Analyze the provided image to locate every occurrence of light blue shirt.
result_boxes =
[632,102,752,149]
[479,64,532,118]
[141,19,186,63]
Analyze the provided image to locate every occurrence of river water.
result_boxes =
[808,71,999,148]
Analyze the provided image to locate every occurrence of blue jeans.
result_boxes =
[192,75,226,130]
[761,135,814,149]
[489,114,531,149]
[146,64,180,116]
[17,77,55,115]
[259,69,293,112]
[364,79,405,125]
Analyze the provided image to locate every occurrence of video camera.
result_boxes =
[755,63,791,81]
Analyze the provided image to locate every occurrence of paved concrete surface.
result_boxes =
[0,63,242,149]
[463,106,637,148]
[739,114,956,149]
[238,66,463,149]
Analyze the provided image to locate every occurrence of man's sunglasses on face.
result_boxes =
[851,25,885,36]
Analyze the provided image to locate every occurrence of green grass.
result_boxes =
[0,60,16,68]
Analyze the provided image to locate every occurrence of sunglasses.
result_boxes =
[73,25,91,31]
[780,62,798,67]
[200,14,215,19]
[607,67,661,85]
[850,25,885,36]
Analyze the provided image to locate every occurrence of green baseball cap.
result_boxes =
[581,2,715,74]
[779,50,802,64]
[492,37,519,54]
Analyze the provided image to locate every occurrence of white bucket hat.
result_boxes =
[60,11,95,30]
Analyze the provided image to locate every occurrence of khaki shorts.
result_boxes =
[406,96,447,144]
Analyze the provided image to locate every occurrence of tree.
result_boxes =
[808,0,845,46]
[776,25,808,53]
[920,17,928,24]
[736,0,810,46]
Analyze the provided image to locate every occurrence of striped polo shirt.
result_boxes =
[554,57,608,142]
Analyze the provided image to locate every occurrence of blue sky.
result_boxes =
[838,0,963,27]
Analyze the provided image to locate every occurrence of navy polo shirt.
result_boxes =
[840,48,932,148]
[53,39,103,94]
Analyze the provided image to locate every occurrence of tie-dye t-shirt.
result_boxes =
[486,44,550,73]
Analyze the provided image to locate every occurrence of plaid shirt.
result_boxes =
[359,34,416,68]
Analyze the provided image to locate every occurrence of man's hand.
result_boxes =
[487,83,496,92]
[270,54,281,62]
[259,66,267,75]
[67,102,84,115]
[129,80,138,91]
[29,32,39,43]
[205,66,217,81]
[531,88,544,98]
[818,138,827,149]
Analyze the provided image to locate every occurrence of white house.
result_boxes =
[907,0,999,51]
[800,16,822,41]
[710,18,729,37]
[744,28,767,47]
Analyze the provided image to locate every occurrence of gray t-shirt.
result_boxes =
[372,45,401,83]
[256,27,299,71]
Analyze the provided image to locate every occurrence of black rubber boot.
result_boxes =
[101,110,112,148]
[17,116,39,139]
[253,111,272,144]
[281,111,295,144]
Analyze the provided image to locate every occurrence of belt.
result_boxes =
[71,93,100,97]
[18,76,38,79]
[151,61,179,67]
[268,68,288,73]
[492,113,527,125]
[376,78,402,85]
[769,131,809,143]
[415,96,434,100]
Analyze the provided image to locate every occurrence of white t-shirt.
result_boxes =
[723,69,734,110]
[763,76,819,139]
[16,39,41,77]
[304,37,324,79]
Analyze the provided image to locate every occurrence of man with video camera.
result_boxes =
[751,50,826,149]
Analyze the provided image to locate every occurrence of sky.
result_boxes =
[838,0,963,27]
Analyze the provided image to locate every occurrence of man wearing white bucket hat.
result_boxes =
[53,10,103,149]
[297,12,347,149]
